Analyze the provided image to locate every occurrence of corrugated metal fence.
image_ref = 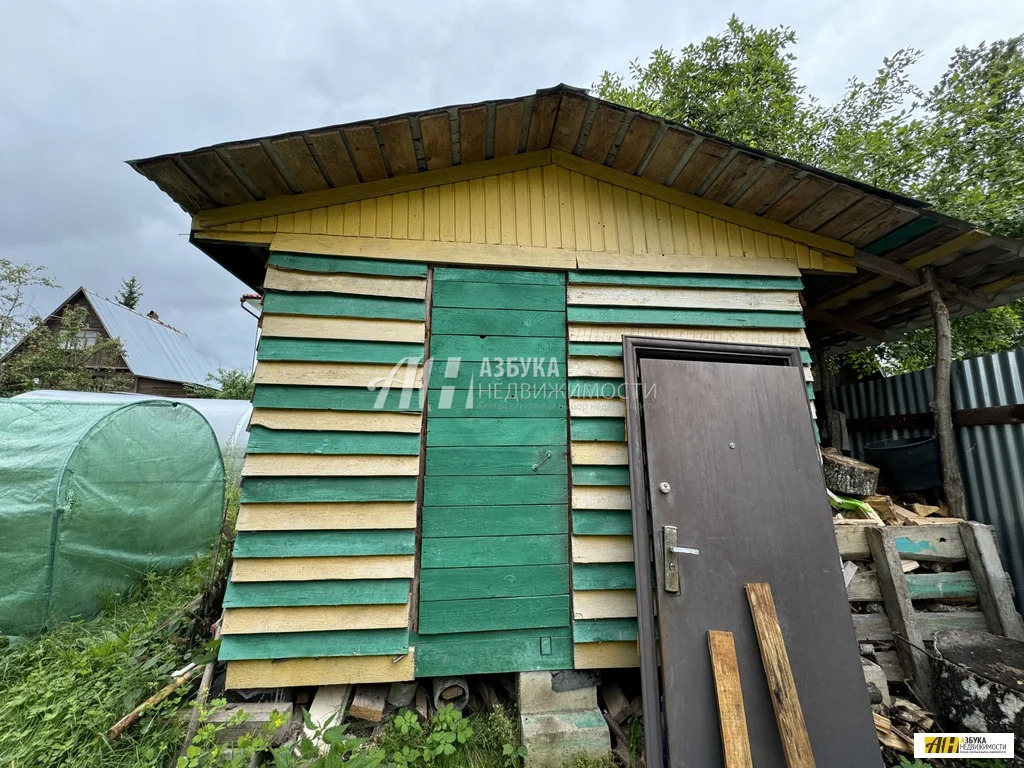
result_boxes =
[834,347,1024,608]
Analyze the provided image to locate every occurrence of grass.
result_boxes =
[0,556,215,768]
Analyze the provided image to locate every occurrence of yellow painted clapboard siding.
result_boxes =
[270,233,578,270]
[573,642,639,669]
[225,651,416,689]
[567,358,623,378]
[249,408,423,433]
[261,314,425,343]
[573,590,638,620]
[222,604,409,635]
[576,251,801,276]
[232,555,415,582]
[254,361,423,388]
[572,486,631,511]
[241,453,419,477]
[568,324,810,348]
[566,286,802,312]
[263,267,425,299]
[571,442,628,466]
[237,502,418,531]
[572,535,634,563]
[569,398,625,418]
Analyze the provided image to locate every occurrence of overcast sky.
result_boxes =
[2,1,1022,373]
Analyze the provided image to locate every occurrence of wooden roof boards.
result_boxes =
[129,84,1024,353]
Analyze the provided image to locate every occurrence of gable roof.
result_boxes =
[11,288,216,386]
[128,84,1024,353]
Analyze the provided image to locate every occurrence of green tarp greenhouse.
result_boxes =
[0,398,225,636]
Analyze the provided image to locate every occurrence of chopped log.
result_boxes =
[822,450,879,497]
[349,684,388,722]
[600,682,630,724]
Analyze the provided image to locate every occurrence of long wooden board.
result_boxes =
[708,631,754,768]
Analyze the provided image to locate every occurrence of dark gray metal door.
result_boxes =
[636,355,881,767]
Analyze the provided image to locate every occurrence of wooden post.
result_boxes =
[925,269,966,518]
[813,348,836,447]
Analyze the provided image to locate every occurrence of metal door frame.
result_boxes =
[622,337,806,766]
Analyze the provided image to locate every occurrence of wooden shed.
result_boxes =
[131,85,1024,691]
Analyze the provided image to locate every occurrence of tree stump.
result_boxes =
[822,450,879,497]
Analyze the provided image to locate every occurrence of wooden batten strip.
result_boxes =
[264,267,426,299]
[261,314,425,343]
[568,324,810,348]
[573,641,639,669]
[237,502,417,531]
[225,651,416,689]
[568,285,802,313]
[254,361,423,388]
[573,590,638,620]
[222,603,409,635]
[570,398,625,418]
[249,409,422,433]
[567,358,624,378]
[571,441,628,466]
[271,233,578,270]
[242,454,419,477]
[232,555,415,582]
[577,251,803,277]
[572,486,631,510]
[572,535,634,563]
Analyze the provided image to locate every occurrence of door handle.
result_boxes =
[663,525,698,593]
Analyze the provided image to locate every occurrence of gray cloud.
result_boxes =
[2,0,1021,371]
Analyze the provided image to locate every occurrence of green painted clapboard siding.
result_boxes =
[263,291,425,320]
[421,505,568,537]
[253,385,422,413]
[423,474,569,506]
[418,595,570,634]
[219,628,410,661]
[433,267,565,286]
[430,334,566,362]
[233,530,416,558]
[413,627,573,677]
[432,308,566,337]
[572,563,637,591]
[572,466,630,486]
[800,350,812,364]
[425,446,567,476]
[572,618,639,644]
[569,343,624,358]
[570,418,626,442]
[223,579,411,608]
[567,271,802,290]
[425,417,565,446]
[567,306,804,328]
[247,427,420,455]
[419,565,571,601]
[432,281,566,311]
[425,390,566,418]
[572,510,634,536]
[241,476,417,503]
[427,362,567,390]
[269,252,428,276]
[421,535,568,568]
[257,337,424,364]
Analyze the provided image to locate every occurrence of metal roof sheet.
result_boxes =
[82,290,215,386]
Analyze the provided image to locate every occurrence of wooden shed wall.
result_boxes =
[217,158,825,689]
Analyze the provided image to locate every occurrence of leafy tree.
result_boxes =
[2,305,133,395]
[117,276,143,310]
[0,258,58,357]
[597,21,1024,375]
[185,367,255,400]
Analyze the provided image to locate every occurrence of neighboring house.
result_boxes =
[2,287,215,397]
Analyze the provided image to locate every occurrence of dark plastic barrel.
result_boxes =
[864,435,941,492]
